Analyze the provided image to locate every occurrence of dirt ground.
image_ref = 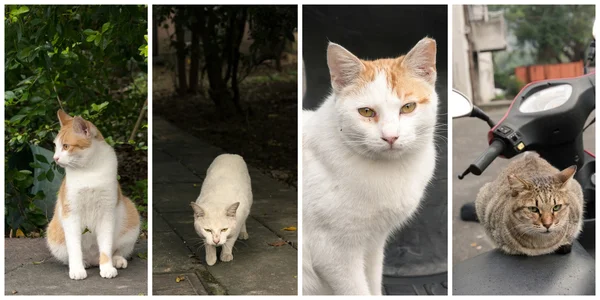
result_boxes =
[153,60,298,187]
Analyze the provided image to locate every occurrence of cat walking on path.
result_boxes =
[191,154,252,266]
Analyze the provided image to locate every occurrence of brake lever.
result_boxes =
[458,168,471,180]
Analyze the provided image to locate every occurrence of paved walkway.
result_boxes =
[4,238,148,295]
[152,116,298,295]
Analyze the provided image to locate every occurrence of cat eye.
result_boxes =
[358,107,376,118]
[221,228,228,232]
[528,207,539,213]
[553,205,562,212]
[401,102,417,114]
[62,144,70,150]
[204,228,212,232]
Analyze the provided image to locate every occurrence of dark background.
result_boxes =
[303,5,448,294]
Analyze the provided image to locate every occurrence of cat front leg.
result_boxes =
[205,244,217,266]
[62,216,87,280]
[312,245,370,295]
[96,212,118,278]
[365,238,386,295]
[239,223,249,240]
[220,233,238,262]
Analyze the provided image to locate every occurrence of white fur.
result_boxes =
[302,70,438,294]
[192,154,252,266]
[48,136,140,280]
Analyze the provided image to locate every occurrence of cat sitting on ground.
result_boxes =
[191,154,252,266]
[476,152,584,256]
[46,110,140,280]
[302,37,439,295]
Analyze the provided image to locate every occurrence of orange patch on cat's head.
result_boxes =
[329,37,437,103]
[56,110,104,150]
[359,58,435,104]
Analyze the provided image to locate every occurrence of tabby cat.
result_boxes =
[476,152,584,256]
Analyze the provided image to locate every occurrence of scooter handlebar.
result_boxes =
[458,139,505,179]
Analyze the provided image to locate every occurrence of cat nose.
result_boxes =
[213,238,220,244]
[53,156,59,162]
[543,222,552,229]
[381,136,398,145]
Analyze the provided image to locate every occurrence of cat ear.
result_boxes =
[555,165,577,188]
[507,174,532,193]
[327,42,364,92]
[57,110,73,127]
[226,202,240,218]
[72,116,93,138]
[190,202,205,218]
[401,37,437,85]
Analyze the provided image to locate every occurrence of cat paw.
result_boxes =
[113,256,128,269]
[69,267,88,280]
[206,254,217,266]
[220,253,233,262]
[100,266,118,279]
[555,244,572,255]
[238,232,249,240]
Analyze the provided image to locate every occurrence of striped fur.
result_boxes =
[476,152,584,256]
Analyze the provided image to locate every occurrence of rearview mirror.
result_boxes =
[451,89,473,118]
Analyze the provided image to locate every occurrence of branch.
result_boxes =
[129,98,148,142]
[52,84,64,110]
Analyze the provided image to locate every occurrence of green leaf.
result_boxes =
[5,91,16,100]
[9,114,26,123]
[13,6,30,15]
[94,34,102,46]
[83,29,96,36]
[102,22,111,33]
[46,169,55,182]
[35,154,49,164]
[86,34,96,42]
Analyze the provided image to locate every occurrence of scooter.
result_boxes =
[451,23,596,295]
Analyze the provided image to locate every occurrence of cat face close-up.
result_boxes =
[191,202,239,246]
[53,110,103,168]
[328,38,438,160]
[508,168,576,235]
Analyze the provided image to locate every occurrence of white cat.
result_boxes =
[46,110,140,280]
[191,154,252,266]
[302,38,438,295]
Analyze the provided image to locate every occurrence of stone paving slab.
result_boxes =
[5,238,148,295]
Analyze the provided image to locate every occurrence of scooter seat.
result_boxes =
[453,241,594,295]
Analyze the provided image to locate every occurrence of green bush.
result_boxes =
[5,5,148,235]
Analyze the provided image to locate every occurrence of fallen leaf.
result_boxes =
[282,227,297,231]
[15,229,25,238]
[476,246,482,250]
[137,252,147,260]
[175,275,186,283]
[268,240,287,247]
[11,290,17,294]
[470,243,477,247]
[32,261,42,265]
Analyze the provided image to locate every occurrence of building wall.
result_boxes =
[452,5,473,100]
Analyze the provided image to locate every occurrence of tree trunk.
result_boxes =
[153,17,159,56]
[230,9,247,114]
[199,7,227,114]
[174,16,187,95]
[188,26,201,93]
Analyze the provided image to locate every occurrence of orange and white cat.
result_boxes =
[46,110,140,280]
[303,38,438,295]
